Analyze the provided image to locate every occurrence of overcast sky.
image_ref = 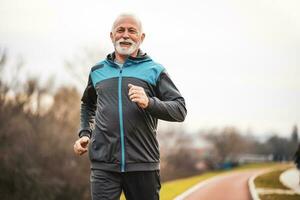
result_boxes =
[1,0,299,137]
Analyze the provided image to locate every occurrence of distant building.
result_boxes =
[236,153,273,164]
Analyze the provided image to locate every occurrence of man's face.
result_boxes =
[110,17,145,56]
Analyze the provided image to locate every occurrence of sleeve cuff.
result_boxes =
[78,129,92,138]
[145,97,155,111]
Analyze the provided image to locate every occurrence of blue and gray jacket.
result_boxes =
[79,51,187,172]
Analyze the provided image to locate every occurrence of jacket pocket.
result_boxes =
[89,131,107,162]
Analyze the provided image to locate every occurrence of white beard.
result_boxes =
[114,38,139,56]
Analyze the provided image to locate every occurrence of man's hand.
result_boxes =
[74,136,90,156]
[128,84,149,109]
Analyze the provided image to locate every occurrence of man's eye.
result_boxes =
[129,29,137,34]
[116,29,124,33]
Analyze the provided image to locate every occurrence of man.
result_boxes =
[73,13,187,200]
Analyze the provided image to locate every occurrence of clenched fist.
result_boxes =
[74,136,90,156]
[128,84,149,108]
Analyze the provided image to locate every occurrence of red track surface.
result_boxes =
[184,170,263,200]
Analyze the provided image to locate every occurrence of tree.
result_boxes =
[0,49,91,200]
[158,129,200,181]
[290,125,299,159]
[203,127,247,164]
[291,125,298,143]
[265,135,290,161]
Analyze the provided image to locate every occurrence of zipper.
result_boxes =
[118,68,125,172]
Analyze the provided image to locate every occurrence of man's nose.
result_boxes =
[122,30,130,39]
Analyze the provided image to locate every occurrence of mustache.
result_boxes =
[116,38,136,45]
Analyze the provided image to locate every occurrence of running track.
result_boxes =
[178,169,263,200]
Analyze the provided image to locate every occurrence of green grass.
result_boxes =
[254,168,290,189]
[160,171,219,199]
[232,162,281,171]
[254,165,298,200]
[259,194,300,200]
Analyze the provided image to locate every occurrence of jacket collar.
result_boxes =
[106,49,151,64]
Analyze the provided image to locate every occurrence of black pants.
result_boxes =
[90,169,161,200]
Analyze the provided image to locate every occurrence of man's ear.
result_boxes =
[141,33,145,43]
[110,32,114,42]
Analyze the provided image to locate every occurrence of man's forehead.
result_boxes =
[113,16,141,30]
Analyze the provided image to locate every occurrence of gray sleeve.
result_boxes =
[145,71,187,122]
[78,73,97,138]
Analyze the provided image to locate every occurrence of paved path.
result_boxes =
[178,170,263,200]
[280,168,300,194]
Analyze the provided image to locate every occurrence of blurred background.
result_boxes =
[0,0,299,199]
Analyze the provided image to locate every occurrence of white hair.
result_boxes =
[111,13,143,33]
